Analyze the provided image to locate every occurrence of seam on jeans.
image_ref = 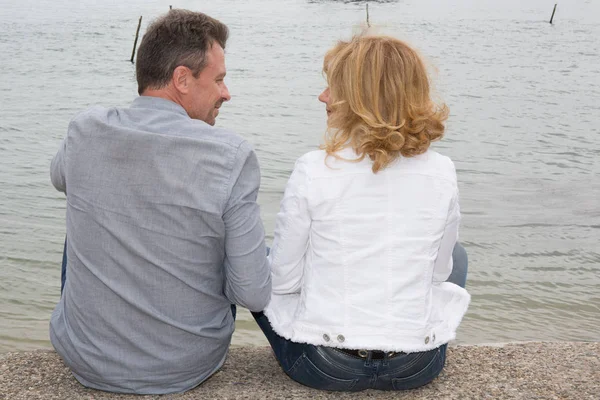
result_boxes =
[286,352,305,375]
[301,353,359,389]
[386,347,440,378]
[313,347,366,375]
[369,372,378,389]
[329,348,363,360]
[389,349,442,390]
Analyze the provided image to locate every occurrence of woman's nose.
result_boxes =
[318,88,329,103]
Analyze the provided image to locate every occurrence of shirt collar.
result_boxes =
[131,96,189,117]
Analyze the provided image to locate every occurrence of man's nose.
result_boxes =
[222,84,231,102]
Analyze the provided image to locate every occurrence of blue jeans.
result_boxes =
[252,243,468,391]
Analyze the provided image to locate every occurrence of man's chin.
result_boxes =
[195,115,216,125]
[208,110,220,126]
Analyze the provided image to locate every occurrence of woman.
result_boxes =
[253,35,470,391]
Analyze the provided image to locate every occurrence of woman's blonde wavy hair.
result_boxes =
[321,35,449,173]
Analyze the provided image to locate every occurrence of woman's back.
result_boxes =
[266,147,468,352]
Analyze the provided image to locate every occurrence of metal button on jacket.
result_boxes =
[337,334,345,343]
[323,334,330,342]
[424,336,430,344]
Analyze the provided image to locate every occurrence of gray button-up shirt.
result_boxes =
[49,96,271,394]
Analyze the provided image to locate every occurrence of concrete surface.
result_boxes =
[1,342,598,399]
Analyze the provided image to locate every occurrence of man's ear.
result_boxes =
[172,66,191,94]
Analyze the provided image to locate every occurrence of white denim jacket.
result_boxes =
[264,147,470,353]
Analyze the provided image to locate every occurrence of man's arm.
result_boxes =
[223,141,271,311]
[50,136,67,194]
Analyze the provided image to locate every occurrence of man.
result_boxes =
[49,10,271,394]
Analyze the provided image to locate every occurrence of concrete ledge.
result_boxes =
[1,342,598,399]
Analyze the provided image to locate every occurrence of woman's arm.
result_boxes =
[269,158,311,295]
[432,189,460,284]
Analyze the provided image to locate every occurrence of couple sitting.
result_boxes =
[49,9,470,395]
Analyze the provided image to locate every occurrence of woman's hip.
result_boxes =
[288,343,446,391]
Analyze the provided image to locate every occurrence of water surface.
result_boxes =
[0,0,599,352]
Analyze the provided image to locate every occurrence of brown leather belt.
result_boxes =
[334,348,401,360]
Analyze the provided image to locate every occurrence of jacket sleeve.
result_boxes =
[50,136,67,194]
[222,141,271,311]
[432,186,461,284]
[268,158,311,295]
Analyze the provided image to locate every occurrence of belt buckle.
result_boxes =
[357,350,396,359]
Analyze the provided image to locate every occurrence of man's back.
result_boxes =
[49,96,270,394]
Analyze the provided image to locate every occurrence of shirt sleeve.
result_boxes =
[222,141,271,312]
[432,187,461,284]
[268,158,311,295]
[50,136,67,194]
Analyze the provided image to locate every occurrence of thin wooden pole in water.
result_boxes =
[130,16,142,64]
[549,4,557,24]
[366,3,370,27]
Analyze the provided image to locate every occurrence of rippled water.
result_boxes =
[1,0,599,352]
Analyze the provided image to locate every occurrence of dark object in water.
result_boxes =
[549,4,557,24]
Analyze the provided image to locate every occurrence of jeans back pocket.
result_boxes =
[288,353,359,391]
[391,346,446,390]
